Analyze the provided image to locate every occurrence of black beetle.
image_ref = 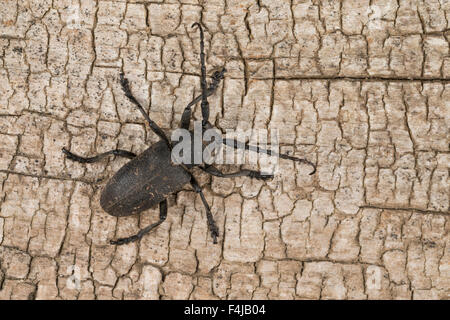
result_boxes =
[62,23,316,245]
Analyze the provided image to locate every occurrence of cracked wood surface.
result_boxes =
[0,0,449,300]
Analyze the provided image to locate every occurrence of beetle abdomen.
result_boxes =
[100,141,190,217]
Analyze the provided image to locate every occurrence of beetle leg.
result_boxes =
[110,199,168,246]
[119,73,172,150]
[179,68,226,130]
[222,138,317,175]
[189,175,219,244]
[199,164,274,181]
[62,147,136,163]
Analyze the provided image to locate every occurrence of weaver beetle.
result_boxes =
[62,23,316,245]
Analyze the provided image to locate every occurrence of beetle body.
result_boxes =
[100,140,190,217]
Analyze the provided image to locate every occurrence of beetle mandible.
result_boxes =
[62,23,316,245]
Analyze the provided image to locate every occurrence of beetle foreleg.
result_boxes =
[179,68,226,130]
[189,176,219,244]
[62,147,136,163]
[110,199,168,245]
[119,73,172,150]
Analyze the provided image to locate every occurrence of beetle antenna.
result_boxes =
[192,22,209,128]
[222,138,316,175]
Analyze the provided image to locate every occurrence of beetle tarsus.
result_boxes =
[119,73,138,104]
[211,68,226,83]
[110,237,134,246]
[110,199,168,245]
[62,147,93,163]
[110,223,162,246]
[211,230,218,244]
[62,147,136,163]
[200,165,274,182]
[62,147,78,161]
[189,175,220,244]
[249,171,274,180]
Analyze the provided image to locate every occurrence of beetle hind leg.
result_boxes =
[110,199,168,246]
[200,164,274,181]
[62,148,136,163]
[189,176,219,244]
